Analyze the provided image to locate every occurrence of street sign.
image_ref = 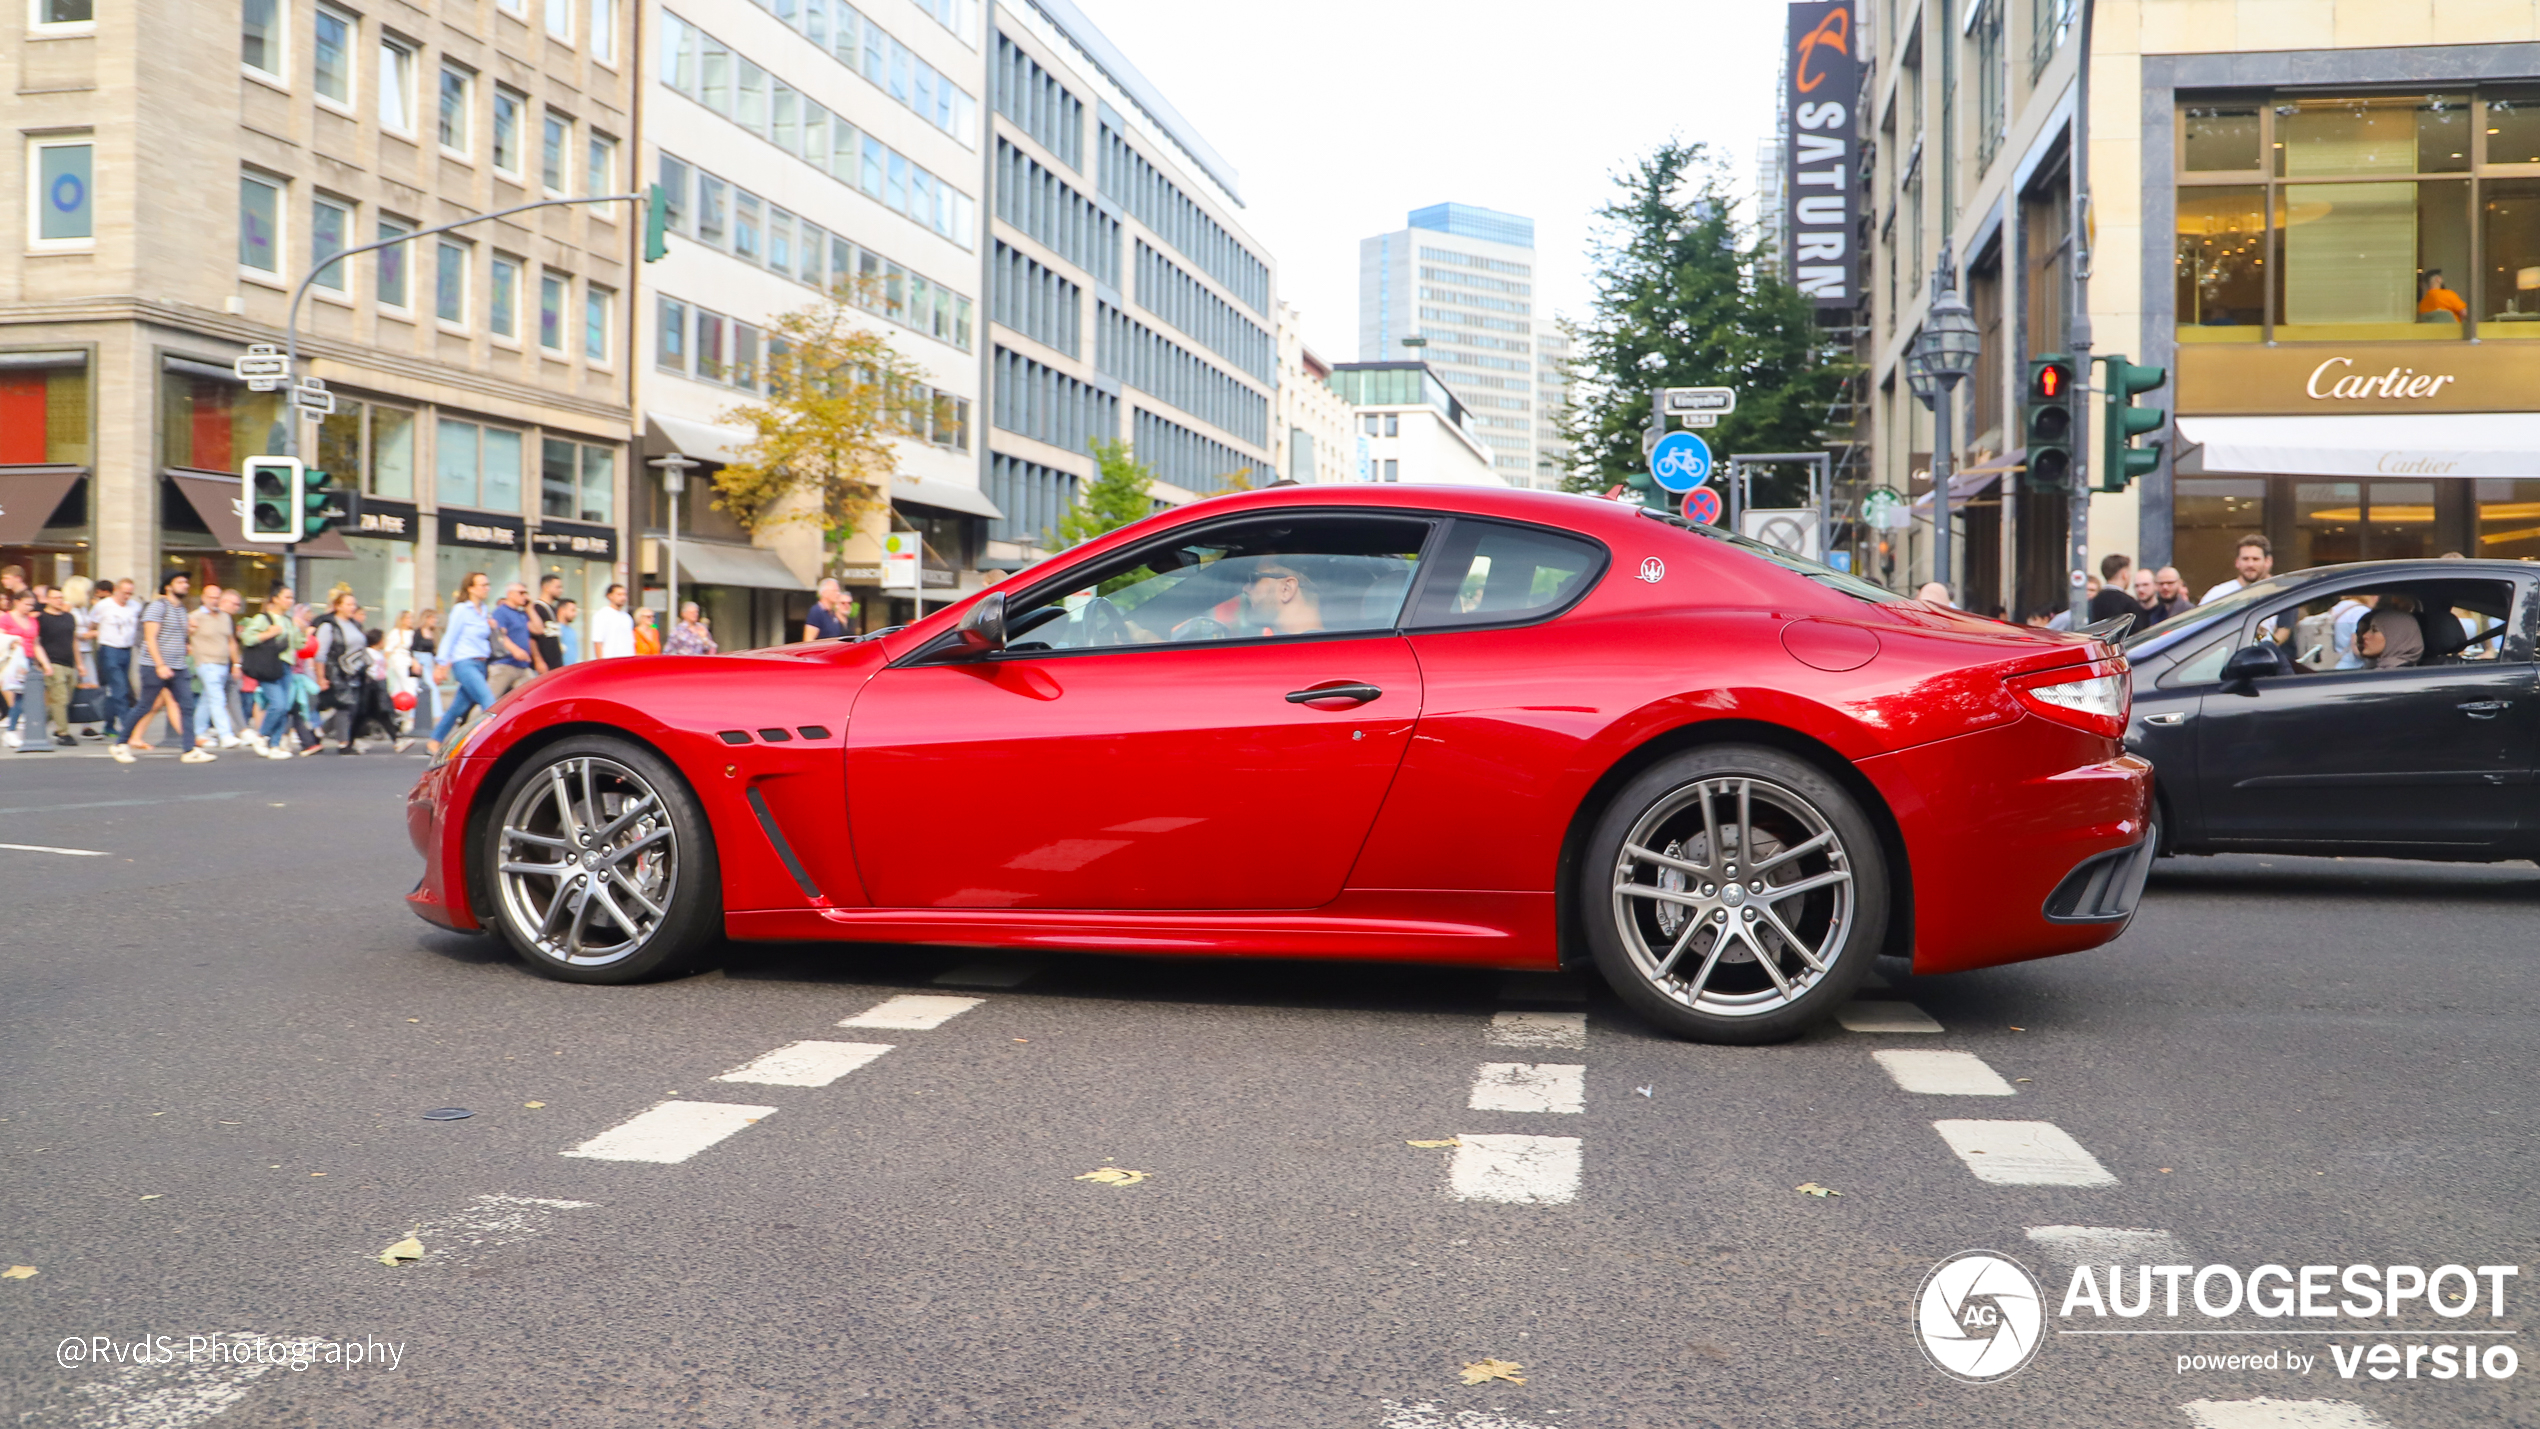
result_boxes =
[233,345,289,381]
[1683,487,1723,525]
[1741,508,1823,560]
[880,531,921,591]
[1662,386,1737,416]
[1647,431,1713,493]
[292,385,336,414]
[1679,413,1718,427]
[247,378,285,392]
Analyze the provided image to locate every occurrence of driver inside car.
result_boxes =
[1174,556,1326,641]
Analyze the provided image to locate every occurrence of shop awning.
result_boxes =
[891,474,1004,521]
[0,467,85,544]
[675,540,807,591]
[2175,413,2540,478]
[1909,466,2006,513]
[646,413,751,466]
[163,470,354,557]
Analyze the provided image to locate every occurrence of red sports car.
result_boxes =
[405,485,2152,1043]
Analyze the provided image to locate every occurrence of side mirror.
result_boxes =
[2219,642,2278,695]
[952,591,1006,656]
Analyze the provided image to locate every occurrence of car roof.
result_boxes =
[2269,557,2534,583]
[1173,482,1643,528]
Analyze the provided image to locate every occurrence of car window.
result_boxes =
[2248,578,2516,673]
[2157,632,2236,689]
[1406,519,1607,629]
[1003,514,1434,654]
[2124,572,2306,650]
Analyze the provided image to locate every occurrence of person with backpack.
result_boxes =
[313,590,371,755]
[239,583,303,759]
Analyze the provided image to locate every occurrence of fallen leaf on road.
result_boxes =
[2015,1078,2032,1083]
[1795,1182,1841,1197]
[523,1101,545,1109]
[3,1266,35,1279]
[2009,1026,2025,1032]
[1406,1138,1461,1149]
[406,1019,420,1023]
[1075,1167,1147,1186]
[139,1195,161,1201]
[1635,1086,1654,1097]
[1459,1359,1526,1386]
[378,1235,424,1267]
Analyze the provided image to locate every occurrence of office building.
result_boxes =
[1358,203,1539,485]
[1327,360,1499,488]
[1273,301,1351,485]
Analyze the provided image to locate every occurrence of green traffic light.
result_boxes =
[2098,355,2168,493]
[643,183,670,262]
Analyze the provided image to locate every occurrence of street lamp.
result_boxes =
[648,453,698,638]
[1905,242,1981,603]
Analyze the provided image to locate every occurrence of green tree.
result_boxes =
[712,293,927,565]
[1051,437,1158,548]
[1559,140,1851,509]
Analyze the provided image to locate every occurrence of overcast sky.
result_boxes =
[1072,0,1793,360]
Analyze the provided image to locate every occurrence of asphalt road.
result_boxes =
[1,752,2533,1428]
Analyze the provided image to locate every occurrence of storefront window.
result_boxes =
[160,372,284,471]
[2174,478,2267,595]
[2476,478,2540,560]
[2290,481,2361,569]
[0,360,92,465]
[2488,90,2540,165]
[2276,94,2469,178]
[2274,179,2469,340]
[373,408,415,497]
[344,535,418,624]
[317,402,364,486]
[2181,104,2260,172]
[436,419,522,510]
[579,445,613,523]
[540,437,579,518]
[2175,186,2267,339]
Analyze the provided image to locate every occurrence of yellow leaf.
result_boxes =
[1796,1182,1841,1197]
[1075,1167,1148,1186]
[1406,1138,1462,1149]
[3,1266,35,1279]
[378,1236,424,1267]
[139,1195,162,1201]
[523,1101,545,1109]
[1459,1358,1526,1386]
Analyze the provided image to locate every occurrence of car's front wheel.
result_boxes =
[1582,745,1889,1044]
[482,735,721,983]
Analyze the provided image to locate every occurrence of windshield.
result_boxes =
[1635,506,1903,605]
[2120,573,2304,652]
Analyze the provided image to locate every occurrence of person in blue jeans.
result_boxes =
[429,571,496,755]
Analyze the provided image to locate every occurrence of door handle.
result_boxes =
[1286,682,1381,706]
[2143,711,2188,726]
[2459,699,2510,719]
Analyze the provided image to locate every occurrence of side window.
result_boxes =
[2157,632,2236,689]
[1406,519,1607,630]
[2242,579,2517,675]
[1003,515,1434,654]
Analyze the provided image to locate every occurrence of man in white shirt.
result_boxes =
[2199,535,2274,605]
[91,578,138,736]
[589,582,637,659]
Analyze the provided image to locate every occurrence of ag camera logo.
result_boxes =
[1918,1250,2046,1383]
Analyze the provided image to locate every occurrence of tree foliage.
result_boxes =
[1559,140,1852,509]
[1052,437,1158,548]
[713,295,927,557]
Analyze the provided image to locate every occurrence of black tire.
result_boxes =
[1582,744,1890,1044]
[480,734,722,984]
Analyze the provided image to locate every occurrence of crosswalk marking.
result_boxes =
[1468,1062,1585,1114]
[1933,1119,2120,1186]
[2179,1398,2393,1428]
[1378,1399,1570,1428]
[1448,1133,1582,1205]
[713,1041,894,1088]
[2026,1225,2184,1266]
[403,1194,594,1266]
[1485,1011,1586,1050]
[836,994,984,1030]
[563,1101,777,1164]
[934,961,1039,988]
[1836,1000,1944,1033]
[1873,1048,2016,1095]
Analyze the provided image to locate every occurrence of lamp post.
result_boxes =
[648,454,697,638]
[1905,244,1982,603]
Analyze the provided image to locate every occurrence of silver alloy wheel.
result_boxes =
[494,755,678,968]
[1610,774,1856,1018]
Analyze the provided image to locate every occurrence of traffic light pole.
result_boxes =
[2064,0,2099,627]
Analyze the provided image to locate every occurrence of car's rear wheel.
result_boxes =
[1582,745,1889,1044]
[483,735,720,984]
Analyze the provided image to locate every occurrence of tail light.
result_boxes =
[2005,659,2130,738]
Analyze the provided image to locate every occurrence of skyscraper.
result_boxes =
[1358,204,1538,485]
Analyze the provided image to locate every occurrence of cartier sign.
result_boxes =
[2178,342,2540,415]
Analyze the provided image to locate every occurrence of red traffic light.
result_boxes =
[2033,362,2070,400]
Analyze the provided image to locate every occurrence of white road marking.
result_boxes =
[713,1041,894,1087]
[1933,1119,2120,1187]
[563,1101,776,1163]
[1485,1011,1586,1050]
[0,841,109,856]
[2179,1399,2393,1429]
[1377,1400,1569,1429]
[63,1333,296,1429]
[406,1194,594,1265]
[1496,972,1588,1004]
[933,961,1039,988]
[1468,1062,1585,1115]
[1447,1133,1582,1205]
[1836,1000,1944,1033]
[2026,1225,2185,1266]
[836,994,984,1030]
[1873,1048,2016,1095]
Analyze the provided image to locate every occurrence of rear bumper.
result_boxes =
[1858,717,2153,976]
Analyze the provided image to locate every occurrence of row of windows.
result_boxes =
[995,140,1119,287]
[1419,265,1531,298]
[991,241,1081,358]
[1425,328,1530,354]
[246,0,615,117]
[985,452,1081,547]
[1131,408,1259,495]
[992,35,1082,171]
[1428,347,1528,373]
[1132,241,1273,383]
[1418,305,1525,334]
[1097,122,1269,315]
[1418,245,1529,277]
[992,347,1117,456]
[1461,393,1528,410]
[659,12,976,248]
[230,172,614,360]
[1095,304,1268,448]
[1419,285,1527,316]
[655,295,972,453]
[656,153,974,352]
[663,3,974,151]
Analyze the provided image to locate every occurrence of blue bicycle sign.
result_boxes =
[1648,431,1713,493]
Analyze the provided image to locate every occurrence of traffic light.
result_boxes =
[643,183,670,262]
[242,456,303,543]
[2099,354,2168,493]
[2022,355,2076,494]
[299,467,349,540]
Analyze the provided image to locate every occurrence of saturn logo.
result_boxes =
[1637,557,1665,583]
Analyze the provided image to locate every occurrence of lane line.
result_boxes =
[1378,1400,1569,1429]
[1495,972,1588,1004]
[1836,1000,1945,1033]
[563,1101,776,1163]
[0,791,242,817]
[1468,1062,1585,1115]
[0,841,110,856]
[1447,1133,1582,1205]
[2026,1225,2184,1266]
[1933,1119,2120,1186]
[64,1331,295,1429]
[713,1041,894,1088]
[837,994,985,1030]
[933,961,1039,988]
[2179,1399,2393,1429]
[1873,1048,2016,1096]
[1485,1011,1586,1050]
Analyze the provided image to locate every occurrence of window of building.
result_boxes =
[538,272,566,351]
[585,284,612,363]
[737,57,767,134]
[436,240,467,325]
[436,419,524,511]
[768,208,795,278]
[585,133,615,200]
[656,297,687,371]
[540,438,580,518]
[28,137,93,250]
[311,196,351,293]
[32,0,93,30]
[242,0,285,80]
[588,0,614,62]
[696,173,727,246]
[694,309,726,380]
[159,372,282,472]
[734,188,762,263]
[378,37,417,135]
[371,406,415,497]
[239,173,283,275]
[437,66,471,154]
[313,5,354,107]
[489,255,521,339]
[579,444,614,522]
[376,217,412,309]
[492,88,524,176]
[541,112,569,194]
[543,0,569,40]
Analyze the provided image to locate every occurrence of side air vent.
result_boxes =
[755,728,794,743]
[2041,837,2158,924]
[797,725,831,740]
[716,730,750,745]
